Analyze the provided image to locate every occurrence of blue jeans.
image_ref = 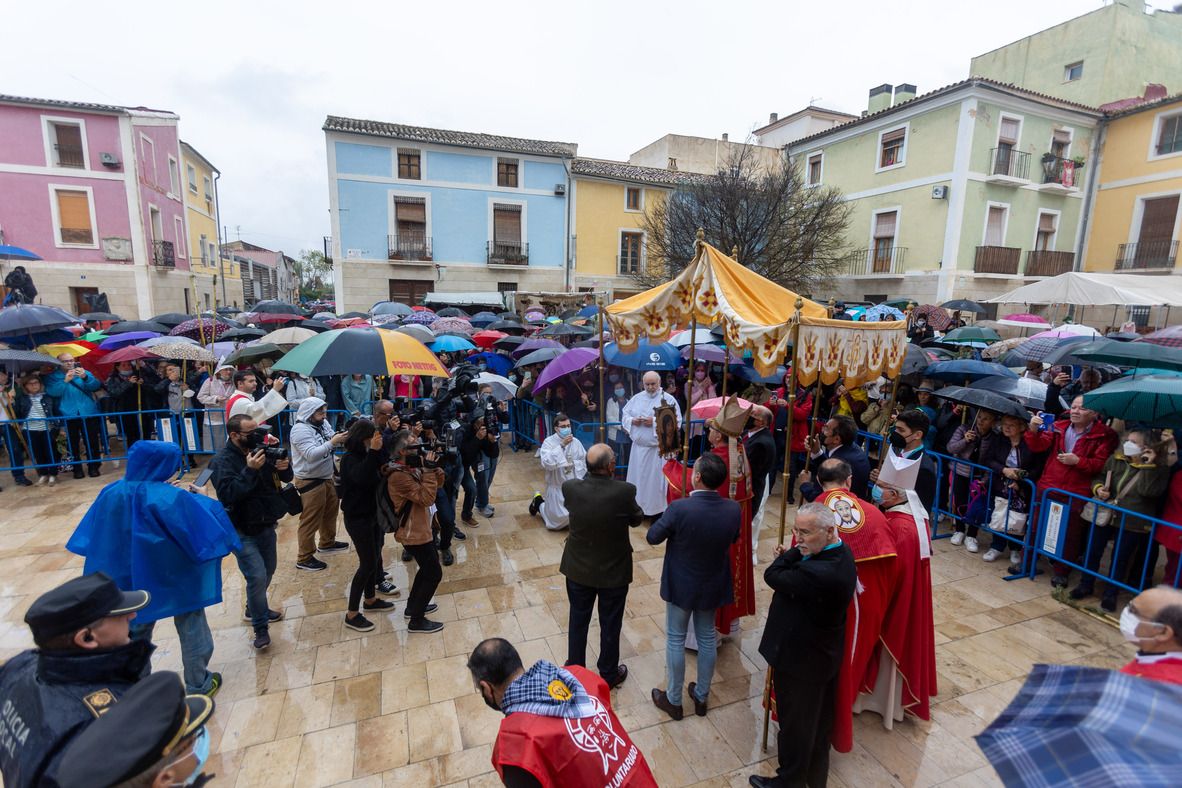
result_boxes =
[130,608,215,694]
[461,464,478,517]
[475,465,490,511]
[665,603,717,706]
[235,527,277,633]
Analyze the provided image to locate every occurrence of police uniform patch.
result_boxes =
[82,688,117,718]
[547,679,573,702]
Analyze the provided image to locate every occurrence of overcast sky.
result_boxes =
[4,0,1145,257]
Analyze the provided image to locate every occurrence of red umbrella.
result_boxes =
[328,317,370,328]
[411,305,435,313]
[912,304,951,331]
[690,396,755,421]
[94,345,160,367]
[67,340,108,377]
[1140,325,1182,349]
[472,330,507,349]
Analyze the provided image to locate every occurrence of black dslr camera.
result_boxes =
[246,424,288,462]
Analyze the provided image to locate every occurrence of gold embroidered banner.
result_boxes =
[794,317,908,386]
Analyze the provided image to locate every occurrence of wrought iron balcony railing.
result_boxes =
[387,233,432,261]
[488,241,528,265]
[1115,240,1178,271]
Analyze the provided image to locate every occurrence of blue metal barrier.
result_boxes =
[0,408,175,475]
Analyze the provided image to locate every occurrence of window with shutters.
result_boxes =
[52,187,96,246]
[984,205,1008,247]
[871,210,897,272]
[50,122,85,168]
[806,153,823,186]
[174,217,186,258]
[625,187,642,211]
[491,203,526,263]
[877,125,907,170]
[398,149,421,179]
[994,116,1021,176]
[391,196,430,260]
[1154,113,1182,157]
[1035,212,1058,251]
[619,231,644,274]
[200,234,209,265]
[497,158,519,188]
[140,135,156,185]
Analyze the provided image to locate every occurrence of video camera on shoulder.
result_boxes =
[246,424,289,462]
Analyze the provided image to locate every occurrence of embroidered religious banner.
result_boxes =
[794,316,908,386]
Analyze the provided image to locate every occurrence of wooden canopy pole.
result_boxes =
[681,230,706,499]
[597,302,606,442]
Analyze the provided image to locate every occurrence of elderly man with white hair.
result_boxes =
[620,371,682,517]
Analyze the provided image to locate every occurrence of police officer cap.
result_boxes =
[52,671,214,787]
[24,572,150,641]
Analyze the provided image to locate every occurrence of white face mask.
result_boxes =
[1123,440,1143,458]
[1120,605,1162,643]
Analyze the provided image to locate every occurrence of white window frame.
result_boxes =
[1031,209,1061,251]
[1127,189,1182,246]
[139,134,156,184]
[1064,61,1084,82]
[874,122,909,173]
[47,183,99,249]
[202,176,213,201]
[623,186,644,213]
[494,157,521,190]
[488,198,527,248]
[187,163,198,193]
[199,233,208,265]
[167,155,181,198]
[981,201,1011,247]
[994,113,1024,148]
[805,151,824,186]
[1147,107,1182,163]
[1049,126,1074,159]
[865,206,903,274]
[617,228,646,274]
[388,190,434,245]
[174,216,187,259]
[41,116,90,170]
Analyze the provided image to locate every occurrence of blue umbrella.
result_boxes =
[976,663,1182,787]
[428,335,476,353]
[0,244,42,261]
[468,351,512,376]
[470,311,499,327]
[98,331,161,350]
[865,304,905,321]
[577,304,598,319]
[925,359,1016,383]
[730,362,787,385]
[604,339,681,371]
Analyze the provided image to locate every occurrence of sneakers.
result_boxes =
[13,477,32,487]
[949,532,965,546]
[1010,551,1022,566]
[296,558,328,572]
[965,537,979,553]
[452,529,467,542]
[252,630,271,650]
[479,506,495,517]
[405,603,438,618]
[318,540,349,554]
[35,476,47,486]
[407,618,444,634]
[204,672,223,698]
[345,614,375,632]
[243,608,285,623]
[440,548,454,567]
[47,476,57,487]
[982,548,1001,563]
[529,493,543,517]
[377,580,400,596]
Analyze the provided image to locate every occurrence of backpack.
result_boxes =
[375,471,414,534]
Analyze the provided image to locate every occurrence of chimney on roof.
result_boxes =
[722,133,729,142]
[893,84,917,106]
[769,112,779,124]
[868,84,893,114]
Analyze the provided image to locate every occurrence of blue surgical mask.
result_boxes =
[557,427,572,438]
[614,387,626,398]
[870,484,884,504]
[168,727,210,786]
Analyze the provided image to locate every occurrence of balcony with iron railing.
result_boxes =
[488,241,528,266]
[1115,240,1178,271]
[974,245,1020,274]
[985,147,1030,185]
[387,233,432,262]
[1024,249,1075,277]
[842,246,906,275]
[54,144,85,168]
[152,240,175,268]
[1039,153,1083,193]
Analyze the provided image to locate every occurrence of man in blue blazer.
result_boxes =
[800,415,870,501]
[646,451,740,720]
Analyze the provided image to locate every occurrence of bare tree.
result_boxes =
[637,142,851,294]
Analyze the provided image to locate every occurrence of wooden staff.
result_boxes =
[803,298,836,474]
[875,374,903,472]
[597,303,605,442]
[682,316,696,500]
[721,344,730,398]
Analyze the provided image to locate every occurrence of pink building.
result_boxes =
[0,94,216,318]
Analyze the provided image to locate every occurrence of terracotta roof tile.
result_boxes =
[571,157,711,186]
[323,115,577,157]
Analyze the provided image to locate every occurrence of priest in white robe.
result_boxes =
[620,371,682,517]
[529,412,587,531]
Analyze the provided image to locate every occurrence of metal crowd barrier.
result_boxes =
[0,408,175,475]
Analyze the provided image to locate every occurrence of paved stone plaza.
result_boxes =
[0,448,1130,787]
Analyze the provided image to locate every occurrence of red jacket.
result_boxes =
[1121,655,1182,686]
[1024,418,1117,497]
[772,388,814,452]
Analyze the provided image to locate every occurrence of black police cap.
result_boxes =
[52,671,214,787]
[24,572,150,642]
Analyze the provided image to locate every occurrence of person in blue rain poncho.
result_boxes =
[66,440,241,697]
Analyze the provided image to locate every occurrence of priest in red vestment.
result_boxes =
[664,394,755,637]
[813,457,898,753]
[1118,586,1182,686]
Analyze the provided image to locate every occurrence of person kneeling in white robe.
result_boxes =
[529,412,587,531]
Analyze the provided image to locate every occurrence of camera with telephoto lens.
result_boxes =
[246,424,288,461]
[420,363,481,460]
[402,440,443,469]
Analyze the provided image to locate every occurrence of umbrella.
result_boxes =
[145,342,216,363]
[493,336,525,351]
[470,311,499,327]
[923,347,955,363]
[844,305,867,321]
[78,311,122,322]
[218,327,266,341]
[524,310,546,322]
[0,304,78,337]
[215,306,242,315]
[532,347,599,391]
[250,300,304,315]
[139,335,198,349]
[941,299,986,314]
[371,301,414,317]
[428,335,476,353]
[976,663,1182,787]
[0,349,62,371]
[973,375,1056,410]
[472,330,507,349]
[94,345,160,367]
[933,385,1029,420]
[468,351,513,377]
[681,344,729,364]
[668,328,717,348]
[401,311,438,326]
[148,313,192,328]
[1028,324,1100,341]
[259,327,319,349]
[941,326,1002,346]
[497,312,521,321]
[1073,338,1182,373]
[539,323,590,338]
[864,304,905,321]
[512,338,566,359]
[515,347,565,368]
[883,298,914,310]
[577,305,598,319]
[430,317,474,335]
[544,316,562,324]
[558,308,580,320]
[169,317,233,340]
[37,342,89,359]
[339,311,369,320]
[474,371,517,401]
[224,343,285,366]
[241,312,303,325]
[731,363,787,385]
[206,341,237,359]
[1012,334,1092,363]
[298,319,330,333]
[901,343,931,376]
[604,339,681,371]
[924,359,1017,384]
[410,305,435,313]
[327,317,369,328]
[309,311,337,321]
[1040,338,1120,368]
[1139,325,1182,348]
[436,307,469,318]
[691,395,756,421]
[0,244,42,261]
[486,320,527,335]
[98,332,160,350]
[912,305,951,331]
[981,336,1028,360]
[105,320,169,335]
[998,313,1051,329]
[1106,331,1141,342]
[393,324,435,344]
[79,331,108,342]
[273,327,449,378]
[1082,374,1182,427]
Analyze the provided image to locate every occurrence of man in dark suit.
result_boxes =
[800,416,870,501]
[751,502,857,788]
[870,408,938,518]
[745,405,777,516]
[559,443,644,689]
[646,452,740,720]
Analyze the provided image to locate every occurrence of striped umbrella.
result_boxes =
[912,304,951,331]
[273,327,449,378]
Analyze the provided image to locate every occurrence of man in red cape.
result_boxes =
[813,458,898,753]
[664,394,755,637]
[1119,586,1182,686]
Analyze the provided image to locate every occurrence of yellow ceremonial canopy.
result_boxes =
[605,239,826,375]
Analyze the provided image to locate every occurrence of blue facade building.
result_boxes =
[324,116,577,310]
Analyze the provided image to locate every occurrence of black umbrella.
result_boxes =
[493,336,525,351]
[0,304,78,338]
[436,307,469,318]
[224,343,285,366]
[1042,339,1124,373]
[79,311,122,322]
[215,306,242,315]
[298,319,330,333]
[559,308,580,320]
[933,385,1029,419]
[973,376,1058,411]
[251,300,305,315]
[539,323,590,337]
[149,312,193,327]
[106,320,170,335]
[497,312,522,322]
[488,320,527,335]
[941,299,986,314]
[902,343,930,376]
[339,311,369,320]
[1106,332,1141,342]
[219,327,266,341]
[0,349,64,372]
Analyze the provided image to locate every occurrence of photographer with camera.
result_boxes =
[386,430,446,634]
[476,383,509,513]
[338,419,397,632]
[208,415,293,651]
[460,416,500,527]
[290,398,350,572]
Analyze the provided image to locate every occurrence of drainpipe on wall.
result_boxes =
[1067,122,1106,323]
[562,156,573,292]
[214,171,226,306]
